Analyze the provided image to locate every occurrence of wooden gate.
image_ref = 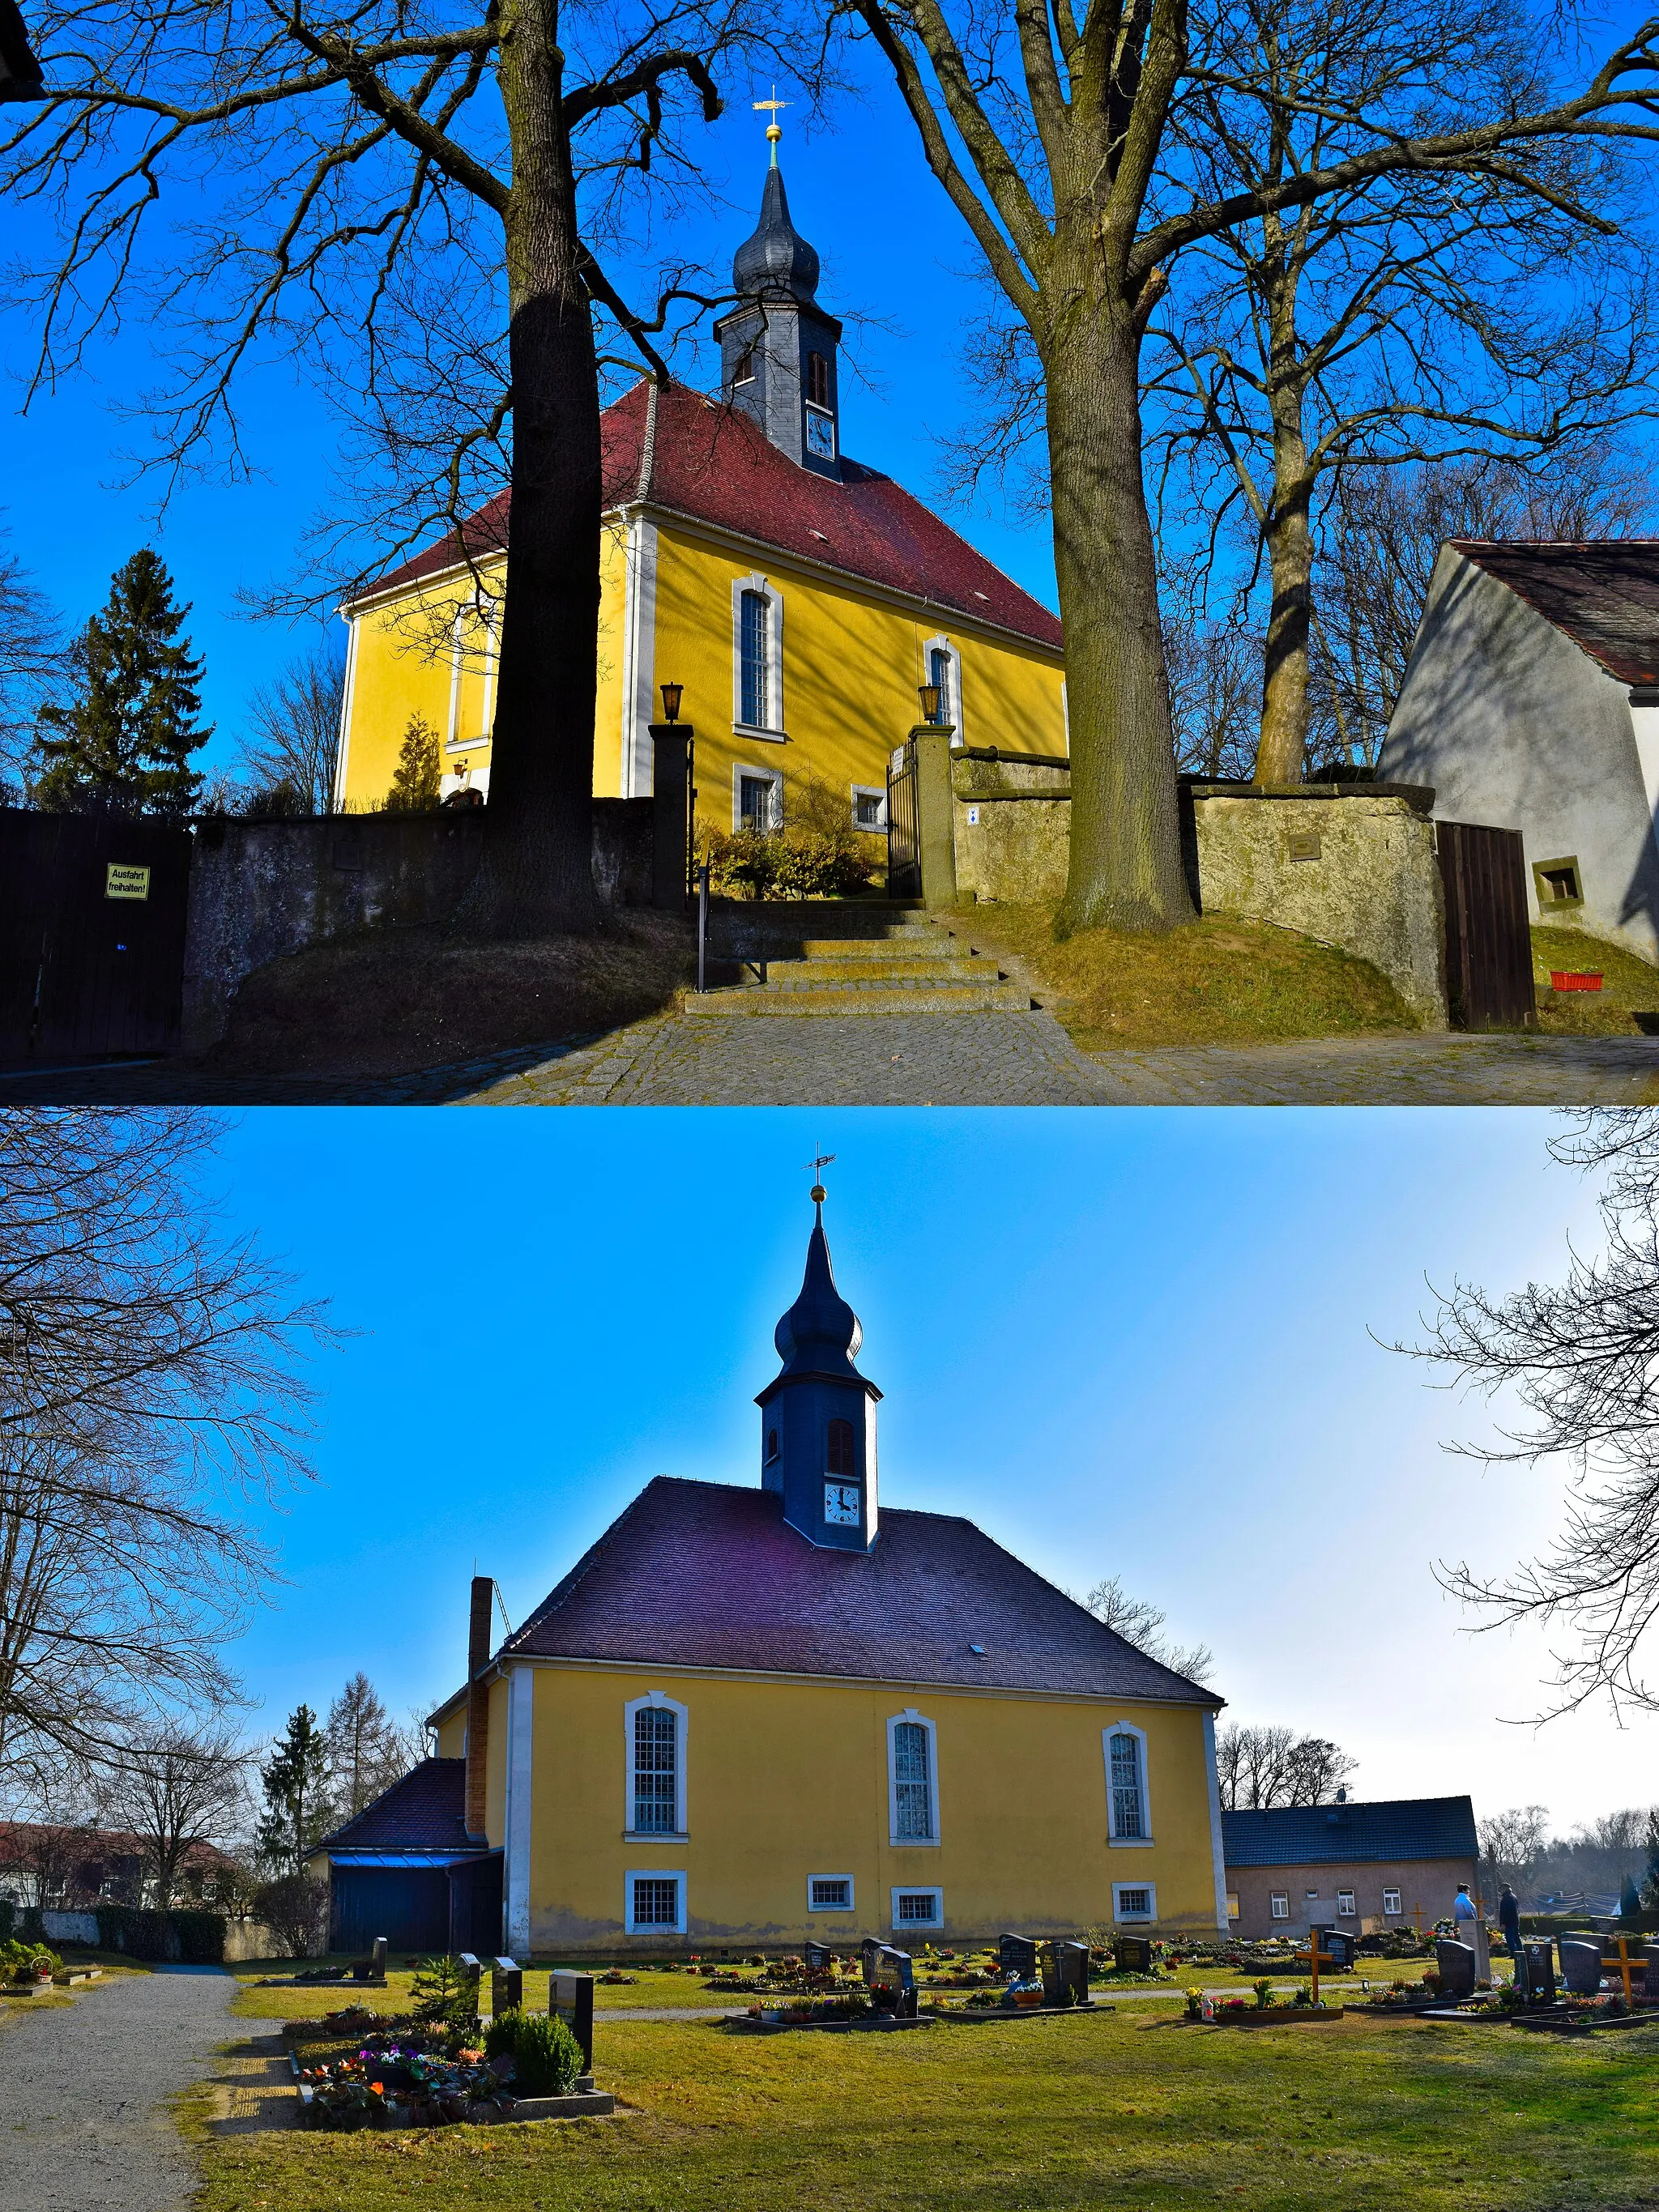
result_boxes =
[0,811,193,1068]
[1435,819,1536,1031]
[886,739,920,899]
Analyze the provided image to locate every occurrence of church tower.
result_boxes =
[715,134,843,482]
[757,1186,880,1549]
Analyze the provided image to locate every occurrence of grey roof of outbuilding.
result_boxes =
[311,1759,473,1857]
[1222,1796,1478,1869]
[484,1477,1217,1704]
[1450,540,1659,688]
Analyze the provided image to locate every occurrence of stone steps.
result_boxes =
[690,910,1035,1016]
[685,979,1034,1016]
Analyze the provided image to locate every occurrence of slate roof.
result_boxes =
[483,1476,1215,1703]
[1450,540,1659,688]
[1222,1796,1478,1869]
[352,381,1064,650]
[313,1760,472,1856]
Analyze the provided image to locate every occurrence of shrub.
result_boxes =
[697,788,879,901]
[2,1939,62,1980]
[170,1911,227,1964]
[482,2008,584,2097]
[412,1954,481,2042]
[252,1874,328,1958]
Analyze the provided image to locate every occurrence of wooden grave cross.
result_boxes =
[1295,1927,1337,2006]
[1601,1935,1640,2008]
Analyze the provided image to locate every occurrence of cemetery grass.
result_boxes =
[193,2006,1659,2212]
[1532,926,1659,1036]
[945,904,1417,1050]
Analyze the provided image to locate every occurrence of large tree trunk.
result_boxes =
[457,0,603,937]
[1254,266,1314,786]
[1046,284,1195,935]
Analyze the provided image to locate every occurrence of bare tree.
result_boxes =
[1403,1106,1659,1720]
[845,0,1659,931]
[1083,1574,1215,1683]
[1163,604,1260,779]
[324,1674,412,1819]
[97,1722,247,1908]
[0,1110,330,1794]
[0,537,62,799]
[2,0,817,936]
[1478,1804,1550,1896]
[1213,1720,1355,1807]
[237,649,347,816]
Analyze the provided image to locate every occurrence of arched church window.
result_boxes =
[807,351,830,407]
[928,647,953,724]
[826,1417,855,1476]
[740,590,771,728]
[766,1427,780,1462]
[892,1720,935,1841]
[1108,1731,1146,1840]
[633,1706,678,1835]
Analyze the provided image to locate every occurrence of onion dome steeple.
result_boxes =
[732,168,822,305]
[757,1183,881,1551]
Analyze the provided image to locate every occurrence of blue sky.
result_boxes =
[210,1106,1653,1836]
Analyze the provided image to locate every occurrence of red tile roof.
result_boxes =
[313,1760,473,1856]
[1451,540,1659,688]
[356,382,1063,650]
[490,1477,1216,1702]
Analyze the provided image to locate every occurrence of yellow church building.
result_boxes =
[331,156,1068,843]
[312,1196,1227,1959]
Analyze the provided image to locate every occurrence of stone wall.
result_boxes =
[183,801,652,1051]
[949,748,1072,906]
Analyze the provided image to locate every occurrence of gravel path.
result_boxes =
[0,1966,236,2211]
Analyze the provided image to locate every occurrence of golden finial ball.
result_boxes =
[766,122,783,144]
[810,1183,826,1203]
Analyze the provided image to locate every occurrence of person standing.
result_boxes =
[1453,1882,1491,1980]
[1498,1885,1523,1966]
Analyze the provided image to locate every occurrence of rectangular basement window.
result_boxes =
[1113,1883,1155,1922]
[892,1887,942,1928]
[1533,855,1584,908]
[809,1875,854,1912]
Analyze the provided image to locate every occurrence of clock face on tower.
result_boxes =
[804,406,836,460]
[823,1481,861,1526]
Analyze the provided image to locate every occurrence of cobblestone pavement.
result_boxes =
[6,1019,1659,1108]
[0,1965,236,2211]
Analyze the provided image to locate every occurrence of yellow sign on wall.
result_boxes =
[105,863,151,901]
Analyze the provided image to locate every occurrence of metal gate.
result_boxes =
[886,739,920,899]
[0,811,193,1067]
[1435,818,1536,1031]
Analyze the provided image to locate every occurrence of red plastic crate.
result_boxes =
[1550,971,1604,991]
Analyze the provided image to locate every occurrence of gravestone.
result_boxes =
[1041,1939,1090,2006]
[492,1957,522,2016]
[1559,1937,1603,1997]
[1321,1930,1357,1973]
[1519,1941,1556,2006]
[1000,1933,1038,1981]
[1433,1938,1477,2000]
[550,1970,595,2077]
[862,1941,916,2017]
[804,1941,834,1976]
[457,1954,484,2016]
[1115,1936,1154,1975]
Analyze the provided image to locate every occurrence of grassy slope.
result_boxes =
[196,2008,1659,2212]
[945,906,1418,1051]
[1532,927,1659,1036]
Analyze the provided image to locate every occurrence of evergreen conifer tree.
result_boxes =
[383,713,441,812]
[30,549,209,816]
[256,1704,334,1874]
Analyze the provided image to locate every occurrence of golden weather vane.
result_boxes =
[753,87,790,165]
[804,1149,835,1204]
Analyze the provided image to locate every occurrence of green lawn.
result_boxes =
[195,2006,1659,2211]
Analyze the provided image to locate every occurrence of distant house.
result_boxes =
[1378,541,1659,965]
[0,1820,236,1912]
[1222,1796,1478,1939]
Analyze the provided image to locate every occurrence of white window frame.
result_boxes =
[1382,1888,1402,1916]
[732,763,783,836]
[1103,1722,1153,1846]
[808,1874,855,1913]
[1337,1890,1357,1918]
[731,573,786,738]
[623,1691,688,1842]
[1270,1892,1290,1920]
[1112,1882,1156,1924]
[851,782,888,833]
[886,1708,940,1847]
[446,608,466,748]
[921,633,964,747]
[1226,1893,1240,1922]
[890,1886,943,1930]
[625,1869,686,1936]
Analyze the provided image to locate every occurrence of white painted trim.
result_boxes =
[890,1885,944,1930]
[624,1690,688,1839]
[731,573,785,737]
[1103,1722,1153,1845]
[1202,1711,1229,1933]
[887,1708,940,1846]
[1112,1881,1157,1924]
[504,1664,534,1955]
[851,782,887,832]
[446,612,465,748]
[923,633,965,748]
[808,1873,855,1913]
[621,515,659,796]
[625,1869,686,1936]
[480,607,501,744]
[732,761,783,834]
[332,613,360,812]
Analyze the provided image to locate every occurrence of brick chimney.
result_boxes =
[465,1575,493,1842]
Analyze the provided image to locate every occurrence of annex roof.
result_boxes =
[475,1476,1215,1703]
[311,1759,475,1859]
[352,381,1063,650]
[1222,1796,1478,1869]
[1449,539,1659,688]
